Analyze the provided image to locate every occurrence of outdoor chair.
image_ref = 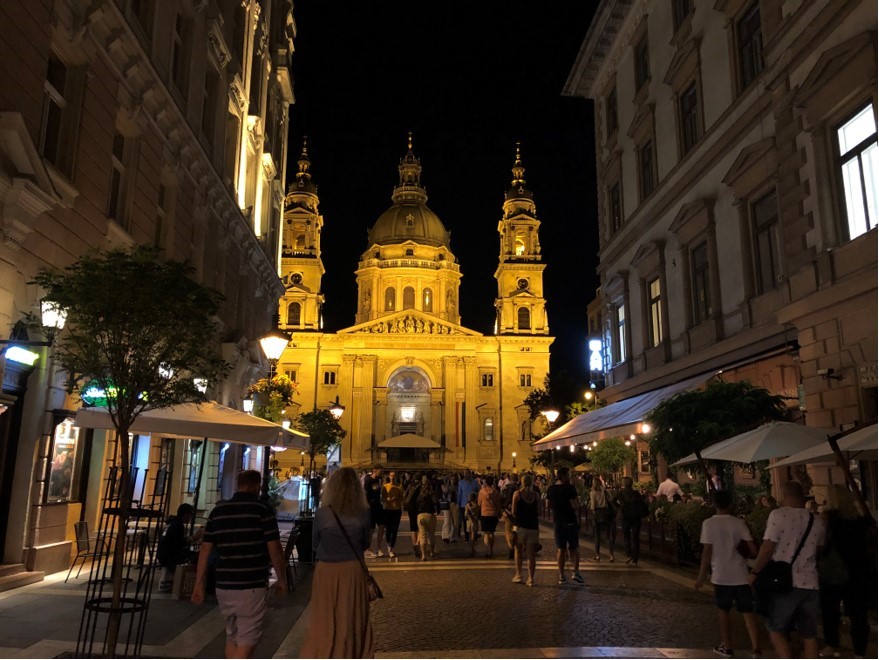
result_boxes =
[283,528,300,592]
[65,521,107,583]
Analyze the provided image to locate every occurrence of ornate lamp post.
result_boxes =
[257,330,290,500]
[541,408,560,478]
[511,451,517,471]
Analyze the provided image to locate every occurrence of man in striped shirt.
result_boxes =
[192,469,286,658]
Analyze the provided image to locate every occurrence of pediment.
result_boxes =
[510,289,537,298]
[669,198,715,245]
[339,310,483,337]
[721,138,777,199]
[663,38,701,90]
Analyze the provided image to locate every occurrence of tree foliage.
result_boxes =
[294,408,347,470]
[646,379,788,486]
[589,438,636,476]
[32,246,229,654]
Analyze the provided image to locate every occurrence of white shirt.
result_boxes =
[699,514,752,585]
[764,507,826,590]
[656,478,684,501]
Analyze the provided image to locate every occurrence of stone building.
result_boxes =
[274,138,553,473]
[563,0,876,495]
[0,0,294,579]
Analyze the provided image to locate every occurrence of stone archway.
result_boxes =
[386,367,432,440]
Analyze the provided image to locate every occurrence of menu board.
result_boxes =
[47,417,79,502]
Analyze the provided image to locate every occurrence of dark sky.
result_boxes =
[288,1,599,397]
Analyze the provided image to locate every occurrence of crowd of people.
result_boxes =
[182,465,875,659]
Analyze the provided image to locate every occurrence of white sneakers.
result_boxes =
[364,550,377,559]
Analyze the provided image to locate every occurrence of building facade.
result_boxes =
[275,138,553,474]
[565,0,877,495]
[0,0,294,576]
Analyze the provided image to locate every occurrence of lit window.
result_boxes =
[514,238,525,256]
[384,287,395,311]
[423,288,433,312]
[836,105,879,240]
[691,241,710,324]
[400,406,416,422]
[483,418,494,442]
[648,277,663,348]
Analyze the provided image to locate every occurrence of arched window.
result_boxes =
[295,234,305,249]
[483,418,494,442]
[514,235,526,256]
[384,287,396,311]
[518,307,531,330]
[287,302,301,326]
[422,287,433,312]
[403,286,415,309]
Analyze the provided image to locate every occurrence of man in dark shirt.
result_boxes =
[363,466,385,558]
[192,470,286,659]
[157,503,197,592]
[546,467,583,585]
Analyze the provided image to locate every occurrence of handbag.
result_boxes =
[329,507,384,602]
[754,513,814,595]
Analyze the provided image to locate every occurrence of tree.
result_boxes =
[589,438,636,482]
[249,373,298,423]
[294,408,347,476]
[646,380,788,491]
[32,247,228,655]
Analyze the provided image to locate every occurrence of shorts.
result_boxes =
[480,515,499,533]
[553,523,580,550]
[765,587,820,637]
[215,587,267,648]
[516,527,539,547]
[714,584,755,613]
[369,505,385,528]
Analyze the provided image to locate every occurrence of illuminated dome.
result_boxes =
[367,134,451,248]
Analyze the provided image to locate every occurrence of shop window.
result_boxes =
[45,417,81,503]
[836,104,878,241]
[187,439,202,493]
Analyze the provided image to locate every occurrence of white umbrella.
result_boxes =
[75,401,308,449]
[771,423,877,468]
[672,422,832,466]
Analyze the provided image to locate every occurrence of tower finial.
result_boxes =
[302,135,308,157]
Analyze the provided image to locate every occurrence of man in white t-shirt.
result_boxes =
[695,490,760,658]
[749,481,825,659]
[656,472,684,501]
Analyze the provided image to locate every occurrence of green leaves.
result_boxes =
[295,409,347,461]
[589,437,636,475]
[32,246,229,428]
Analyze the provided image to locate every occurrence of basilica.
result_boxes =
[275,137,553,472]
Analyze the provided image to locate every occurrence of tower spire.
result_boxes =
[506,141,532,201]
[393,131,427,203]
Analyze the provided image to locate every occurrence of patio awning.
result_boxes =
[770,423,878,468]
[532,372,716,449]
[378,434,442,449]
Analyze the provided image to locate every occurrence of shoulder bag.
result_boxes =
[329,507,384,602]
[754,513,814,595]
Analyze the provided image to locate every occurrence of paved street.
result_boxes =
[0,520,872,658]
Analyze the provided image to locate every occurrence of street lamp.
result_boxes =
[540,408,560,478]
[328,395,345,420]
[257,330,290,500]
[512,451,517,470]
[242,397,254,414]
[584,390,594,402]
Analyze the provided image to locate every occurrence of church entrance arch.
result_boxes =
[386,367,432,462]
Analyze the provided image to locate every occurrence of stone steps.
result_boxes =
[0,565,45,593]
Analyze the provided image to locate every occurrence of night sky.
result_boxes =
[288,1,599,400]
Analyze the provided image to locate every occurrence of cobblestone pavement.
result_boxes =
[366,565,763,653]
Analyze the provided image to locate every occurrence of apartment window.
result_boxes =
[483,418,494,442]
[201,73,218,142]
[403,286,415,309]
[609,182,622,234]
[672,0,694,31]
[384,287,395,311]
[616,303,627,363]
[648,277,663,347]
[107,132,131,228]
[40,54,68,168]
[423,288,433,312]
[323,370,337,386]
[233,3,247,67]
[680,82,700,154]
[519,373,532,388]
[129,0,154,38]
[606,87,618,136]
[752,190,780,294]
[517,307,531,330]
[481,373,494,387]
[691,241,711,324]
[287,302,301,326]
[224,111,241,189]
[639,140,655,200]
[284,369,298,383]
[737,1,763,89]
[155,183,168,247]
[171,12,189,93]
[634,35,650,91]
[836,104,878,240]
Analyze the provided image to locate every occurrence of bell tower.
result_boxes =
[494,143,549,335]
[280,139,325,331]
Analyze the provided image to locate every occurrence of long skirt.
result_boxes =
[300,559,375,659]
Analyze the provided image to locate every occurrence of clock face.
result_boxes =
[517,278,529,290]
[291,273,303,285]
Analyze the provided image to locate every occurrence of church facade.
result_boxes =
[275,138,553,472]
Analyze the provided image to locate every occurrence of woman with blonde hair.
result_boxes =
[818,484,872,659]
[300,467,375,658]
